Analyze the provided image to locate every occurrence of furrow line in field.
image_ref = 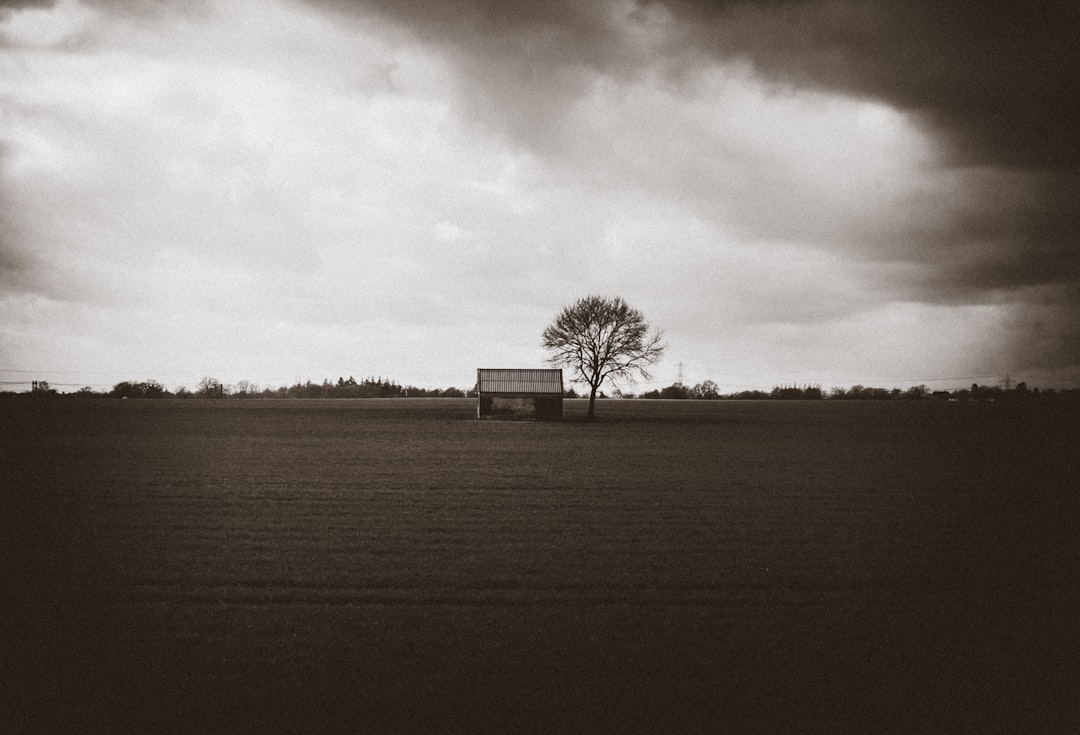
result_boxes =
[100,580,932,608]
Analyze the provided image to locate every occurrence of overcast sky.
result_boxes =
[2,0,1078,393]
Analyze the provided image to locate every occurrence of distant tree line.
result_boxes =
[638,381,824,400]
[2,376,473,399]
[6,377,1077,403]
[243,376,472,399]
[636,381,1076,402]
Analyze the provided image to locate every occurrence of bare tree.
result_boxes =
[197,376,222,398]
[543,295,665,418]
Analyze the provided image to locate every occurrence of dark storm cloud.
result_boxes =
[671,0,1080,349]
[313,0,639,68]
[878,167,1080,301]
[313,0,1080,169]
[306,0,681,154]
[687,0,1080,308]
[334,5,1078,231]
[959,178,1080,290]
[319,0,1079,376]
[674,0,1080,169]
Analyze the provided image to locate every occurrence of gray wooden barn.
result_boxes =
[476,368,564,420]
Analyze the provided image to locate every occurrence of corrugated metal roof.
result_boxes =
[477,368,563,395]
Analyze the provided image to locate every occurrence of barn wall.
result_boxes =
[532,396,563,420]
[478,394,563,420]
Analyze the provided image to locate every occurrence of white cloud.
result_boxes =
[0,0,97,47]
[434,221,471,243]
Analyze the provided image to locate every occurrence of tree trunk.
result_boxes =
[588,383,598,418]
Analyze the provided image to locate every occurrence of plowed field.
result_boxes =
[3,398,1078,733]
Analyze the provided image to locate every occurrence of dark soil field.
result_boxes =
[3,398,1078,733]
